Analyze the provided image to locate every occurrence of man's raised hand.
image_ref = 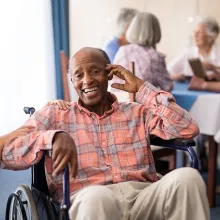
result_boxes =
[106,64,144,93]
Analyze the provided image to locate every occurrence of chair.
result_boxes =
[129,61,177,174]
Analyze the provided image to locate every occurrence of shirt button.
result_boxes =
[102,142,105,146]
[115,175,118,178]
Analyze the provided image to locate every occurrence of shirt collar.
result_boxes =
[77,92,119,118]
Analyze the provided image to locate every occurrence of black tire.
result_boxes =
[5,185,39,220]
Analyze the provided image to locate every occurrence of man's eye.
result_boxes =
[75,74,83,79]
[92,70,99,74]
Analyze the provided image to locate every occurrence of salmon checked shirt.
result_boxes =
[2,82,199,201]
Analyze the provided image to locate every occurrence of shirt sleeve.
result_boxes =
[2,105,64,170]
[136,82,199,139]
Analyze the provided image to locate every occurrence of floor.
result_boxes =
[0,168,219,219]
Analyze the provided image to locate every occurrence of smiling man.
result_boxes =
[2,47,209,220]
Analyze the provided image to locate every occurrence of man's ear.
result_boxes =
[108,74,113,81]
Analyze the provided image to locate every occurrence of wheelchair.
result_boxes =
[5,107,199,220]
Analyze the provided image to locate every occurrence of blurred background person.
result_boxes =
[102,7,139,63]
[168,17,220,81]
[111,12,173,101]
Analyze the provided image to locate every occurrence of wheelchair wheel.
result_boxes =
[6,184,39,220]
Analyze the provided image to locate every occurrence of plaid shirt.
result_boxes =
[2,82,199,201]
[112,44,173,92]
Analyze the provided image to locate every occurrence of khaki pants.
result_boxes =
[69,168,210,220]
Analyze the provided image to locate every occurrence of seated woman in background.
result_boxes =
[168,17,220,81]
[111,12,173,101]
[189,75,220,92]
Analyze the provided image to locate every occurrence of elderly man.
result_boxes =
[102,7,139,63]
[2,47,209,220]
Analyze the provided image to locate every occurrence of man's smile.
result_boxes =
[83,86,99,93]
[82,86,99,98]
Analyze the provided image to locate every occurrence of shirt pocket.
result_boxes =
[114,134,147,170]
[75,130,100,170]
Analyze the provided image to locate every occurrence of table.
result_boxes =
[172,82,220,207]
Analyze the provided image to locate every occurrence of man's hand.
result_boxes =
[106,64,144,93]
[0,125,34,161]
[188,76,208,91]
[52,132,77,178]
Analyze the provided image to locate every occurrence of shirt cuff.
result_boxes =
[136,82,160,105]
[39,130,68,151]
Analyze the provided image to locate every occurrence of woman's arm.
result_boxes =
[188,76,220,92]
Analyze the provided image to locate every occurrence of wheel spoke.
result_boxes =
[6,185,39,220]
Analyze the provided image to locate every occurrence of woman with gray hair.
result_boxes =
[111,12,173,101]
[168,17,220,81]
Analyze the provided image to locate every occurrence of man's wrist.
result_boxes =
[52,131,68,144]
[136,79,144,92]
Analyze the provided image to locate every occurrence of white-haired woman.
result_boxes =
[168,17,220,81]
[111,12,173,101]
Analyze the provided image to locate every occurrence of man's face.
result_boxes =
[70,49,109,108]
[194,24,210,47]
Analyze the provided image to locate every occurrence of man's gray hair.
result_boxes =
[198,17,219,38]
[116,8,139,37]
[126,12,161,47]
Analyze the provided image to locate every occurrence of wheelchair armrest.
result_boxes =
[150,137,198,169]
[150,137,195,147]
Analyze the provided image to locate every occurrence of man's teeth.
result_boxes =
[84,87,98,93]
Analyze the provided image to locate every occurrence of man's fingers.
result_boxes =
[70,157,77,178]
[52,146,62,163]
[105,64,120,70]
[109,69,126,80]
[52,154,69,177]
[53,153,64,170]
[111,83,126,91]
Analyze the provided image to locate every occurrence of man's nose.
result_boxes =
[83,73,94,84]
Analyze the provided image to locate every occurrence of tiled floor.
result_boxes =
[0,169,219,219]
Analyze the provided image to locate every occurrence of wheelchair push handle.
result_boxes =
[23,107,35,116]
